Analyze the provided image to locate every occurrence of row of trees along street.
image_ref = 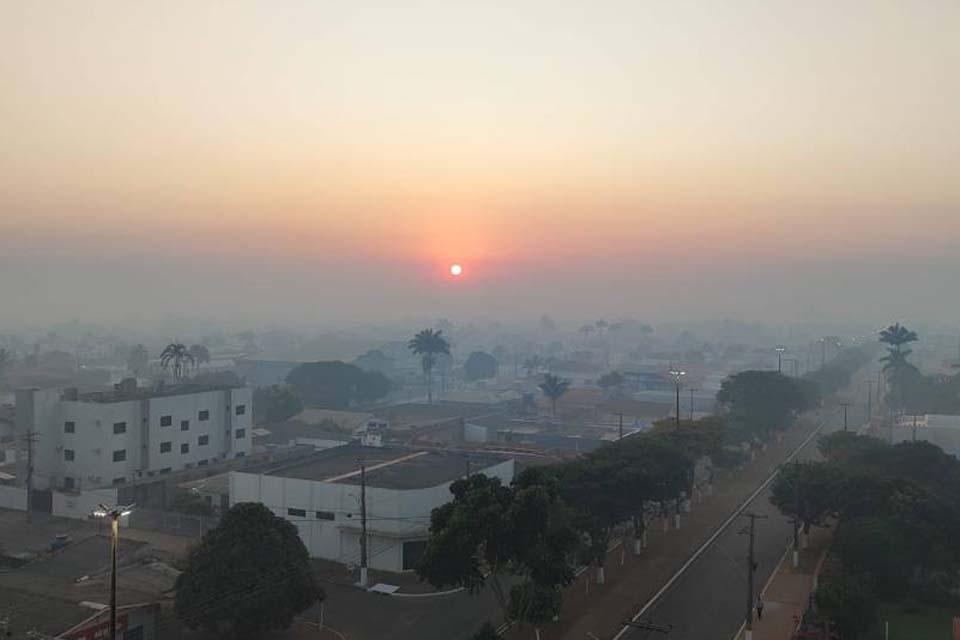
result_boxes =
[770,433,960,638]
[415,361,845,639]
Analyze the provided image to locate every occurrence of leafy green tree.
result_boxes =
[126,344,148,377]
[160,342,194,380]
[188,344,211,370]
[770,461,843,536]
[175,503,322,637]
[464,351,498,382]
[814,570,878,639]
[508,581,562,640]
[879,322,918,357]
[818,431,889,465]
[408,328,451,404]
[716,370,819,441]
[286,361,389,409]
[253,384,303,424]
[539,374,570,417]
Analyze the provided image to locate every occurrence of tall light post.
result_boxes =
[669,369,686,430]
[92,503,135,640]
[774,345,786,374]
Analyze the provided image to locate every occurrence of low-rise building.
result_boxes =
[229,445,513,573]
[15,379,252,491]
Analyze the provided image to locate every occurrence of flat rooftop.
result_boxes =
[265,444,508,490]
[73,382,245,403]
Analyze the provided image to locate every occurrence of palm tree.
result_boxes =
[188,344,211,371]
[408,329,450,404]
[879,323,918,357]
[539,373,570,417]
[160,343,194,380]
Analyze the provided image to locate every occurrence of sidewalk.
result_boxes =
[504,415,828,640]
[734,526,831,640]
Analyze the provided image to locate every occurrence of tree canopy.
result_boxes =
[286,361,390,409]
[539,373,570,416]
[253,384,303,424]
[463,351,498,381]
[175,502,322,637]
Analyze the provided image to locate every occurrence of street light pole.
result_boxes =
[92,504,135,640]
[840,402,851,432]
[775,345,786,374]
[743,512,768,640]
[669,369,686,431]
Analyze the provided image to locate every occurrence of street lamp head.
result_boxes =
[775,345,786,353]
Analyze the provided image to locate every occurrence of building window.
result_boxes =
[235,428,246,439]
[235,451,246,458]
[112,477,126,486]
[316,511,335,521]
[160,442,172,453]
[198,435,209,446]
[64,421,75,433]
[113,449,126,462]
[198,410,210,421]
[287,508,306,518]
[160,467,172,474]
[64,449,75,462]
[63,476,75,490]
[181,420,190,431]
[160,415,172,427]
[198,459,208,466]
[235,404,246,416]
[180,443,189,454]
[113,422,127,434]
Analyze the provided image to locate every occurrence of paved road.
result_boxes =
[619,390,870,640]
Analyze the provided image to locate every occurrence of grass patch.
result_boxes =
[879,600,955,640]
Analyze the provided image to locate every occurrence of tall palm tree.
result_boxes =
[879,323,918,357]
[160,343,194,380]
[539,373,570,417]
[408,329,450,404]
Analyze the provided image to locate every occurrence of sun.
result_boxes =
[449,263,463,276]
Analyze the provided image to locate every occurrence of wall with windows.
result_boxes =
[16,387,252,491]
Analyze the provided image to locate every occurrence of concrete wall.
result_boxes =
[229,458,514,572]
[17,387,252,491]
[0,485,27,510]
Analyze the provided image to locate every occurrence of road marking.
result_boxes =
[612,411,834,640]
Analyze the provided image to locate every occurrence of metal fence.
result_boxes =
[127,507,220,538]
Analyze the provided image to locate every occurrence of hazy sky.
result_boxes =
[1,1,958,329]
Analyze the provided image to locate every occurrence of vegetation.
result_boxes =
[596,371,625,393]
[769,432,960,637]
[538,373,570,417]
[716,370,818,443]
[160,342,194,380]
[286,361,390,409]
[126,344,148,377]
[188,343,211,369]
[469,622,500,640]
[253,384,303,424]
[463,350,498,381]
[175,503,322,637]
[408,328,451,404]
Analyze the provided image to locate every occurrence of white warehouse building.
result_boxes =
[229,445,513,573]
[16,379,252,492]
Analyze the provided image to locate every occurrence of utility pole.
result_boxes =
[743,512,768,640]
[359,462,368,588]
[92,504,134,640]
[775,345,786,374]
[866,380,874,422]
[618,413,623,440]
[669,369,685,431]
[688,388,698,421]
[792,461,801,568]
[840,402,851,432]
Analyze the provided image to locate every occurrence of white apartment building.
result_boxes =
[16,379,252,491]
[230,445,514,573]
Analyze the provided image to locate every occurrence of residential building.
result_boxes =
[229,445,513,573]
[15,378,251,491]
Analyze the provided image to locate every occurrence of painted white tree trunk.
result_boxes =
[596,566,605,584]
